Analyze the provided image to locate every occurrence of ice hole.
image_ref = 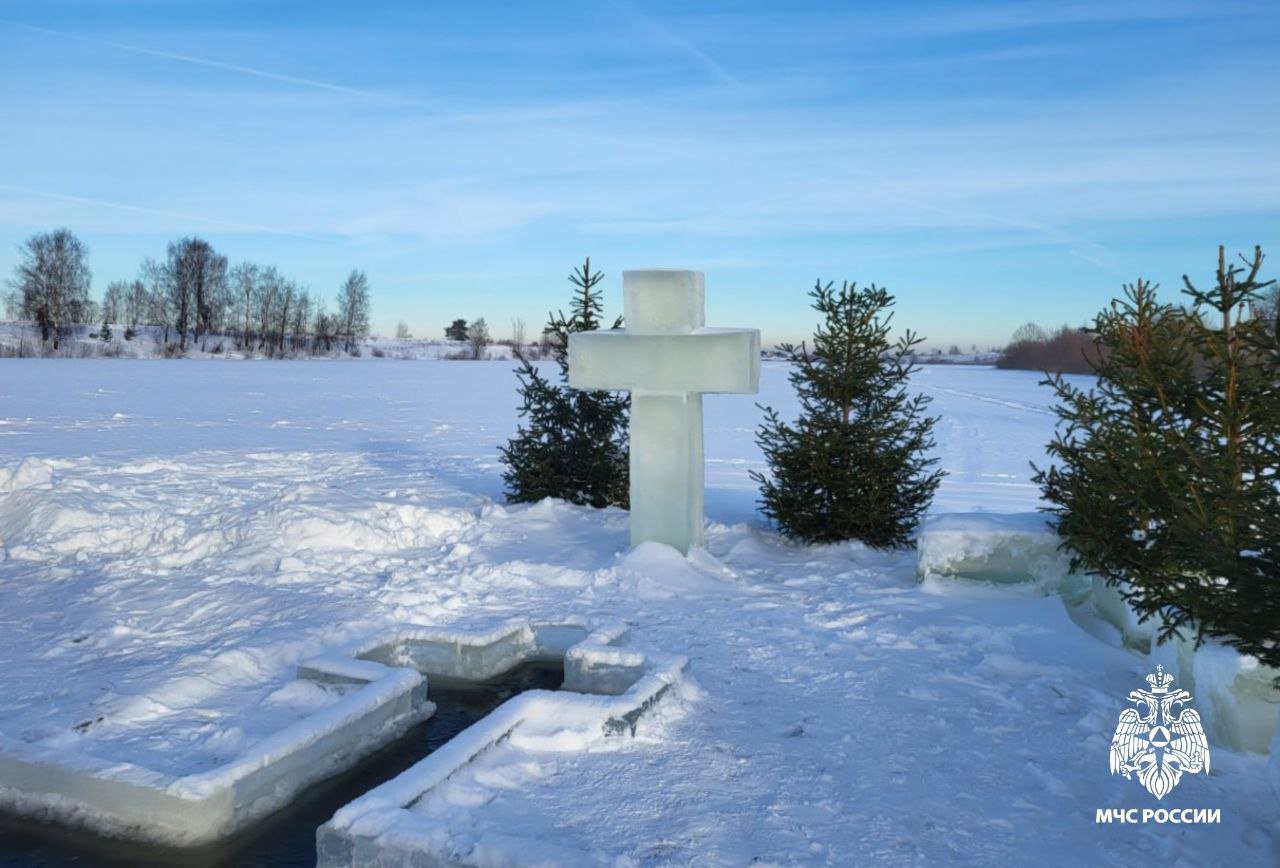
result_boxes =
[0,662,563,867]
[0,619,670,854]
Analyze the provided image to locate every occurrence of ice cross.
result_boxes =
[568,270,760,554]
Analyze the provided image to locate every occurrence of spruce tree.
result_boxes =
[1035,248,1280,670]
[752,280,943,548]
[501,258,629,508]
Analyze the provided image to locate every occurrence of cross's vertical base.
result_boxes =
[630,392,704,553]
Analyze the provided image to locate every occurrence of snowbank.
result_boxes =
[915,511,1077,593]
[920,512,1280,759]
[1066,579,1278,755]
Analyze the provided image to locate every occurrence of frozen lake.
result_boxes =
[0,359,1067,521]
[1,359,1274,865]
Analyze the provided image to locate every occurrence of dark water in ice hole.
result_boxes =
[0,663,563,868]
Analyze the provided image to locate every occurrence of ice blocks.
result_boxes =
[915,512,1078,593]
[568,269,760,553]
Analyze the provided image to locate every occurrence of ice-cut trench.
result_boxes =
[0,619,688,867]
[0,662,564,868]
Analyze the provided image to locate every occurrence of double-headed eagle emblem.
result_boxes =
[1110,665,1210,799]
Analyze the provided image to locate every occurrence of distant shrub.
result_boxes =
[997,325,1102,374]
[371,346,386,358]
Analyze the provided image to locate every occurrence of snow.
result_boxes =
[1189,642,1280,756]
[0,359,1276,863]
[0,321,525,361]
[916,511,1076,593]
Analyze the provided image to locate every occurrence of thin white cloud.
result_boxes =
[860,0,1255,38]
[609,0,741,87]
[1,19,419,105]
[0,184,321,239]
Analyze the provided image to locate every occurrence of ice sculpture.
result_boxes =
[568,270,760,553]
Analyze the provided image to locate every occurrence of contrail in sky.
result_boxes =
[0,184,322,239]
[609,0,741,88]
[1,19,418,105]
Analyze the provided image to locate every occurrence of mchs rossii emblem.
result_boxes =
[1110,665,1210,799]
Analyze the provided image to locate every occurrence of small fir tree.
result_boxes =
[1035,247,1279,670]
[99,319,112,341]
[500,258,629,508]
[445,318,469,341]
[752,280,943,547]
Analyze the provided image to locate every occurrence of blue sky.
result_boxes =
[1,1,1277,346]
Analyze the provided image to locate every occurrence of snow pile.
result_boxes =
[916,511,1076,593]
[1186,642,1280,755]
[1067,578,1279,756]
[0,457,54,493]
[615,541,743,600]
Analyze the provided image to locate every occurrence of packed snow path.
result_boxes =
[0,360,1275,864]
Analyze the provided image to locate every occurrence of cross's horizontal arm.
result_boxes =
[569,328,761,394]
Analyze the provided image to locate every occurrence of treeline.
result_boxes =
[996,323,1101,374]
[997,284,1279,375]
[3,228,371,357]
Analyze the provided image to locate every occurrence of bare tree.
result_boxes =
[102,281,127,324]
[337,269,371,354]
[256,266,285,353]
[468,316,491,359]
[1010,322,1048,344]
[1257,284,1280,331]
[312,296,337,354]
[140,257,171,343]
[292,289,313,352]
[396,320,411,339]
[8,228,92,348]
[509,316,526,349]
[276,279,295,355]
[229,262,259,349]
[125,278,149,327]
[164,237,227,349]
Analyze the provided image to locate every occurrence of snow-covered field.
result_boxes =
[0,360,1275,864]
